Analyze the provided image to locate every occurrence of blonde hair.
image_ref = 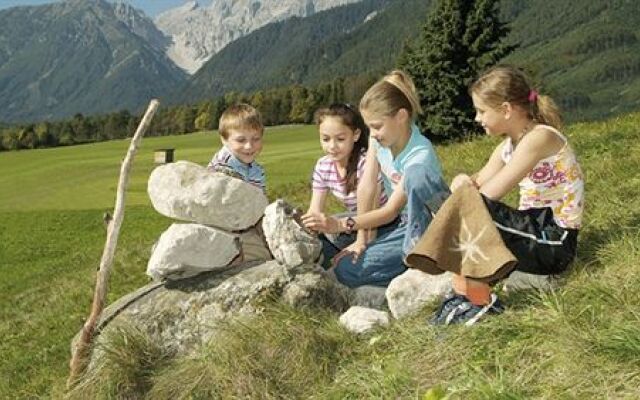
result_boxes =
[470,65,562,129]
[359,70,422,120]
[219,103,264,139]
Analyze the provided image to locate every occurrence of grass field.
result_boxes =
[1,117,640,398]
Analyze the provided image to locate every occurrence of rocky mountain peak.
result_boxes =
[155,0,364,74]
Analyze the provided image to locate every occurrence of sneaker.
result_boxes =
[445,293,504,326]
[429,293,468,325]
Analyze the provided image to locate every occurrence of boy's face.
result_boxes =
[222,128,263,164]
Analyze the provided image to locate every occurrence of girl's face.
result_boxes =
[471,93,508,136]
[361,108,407,149]
[318,116,360,164]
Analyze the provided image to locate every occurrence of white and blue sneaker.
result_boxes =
[443,293,504,326]
[429,293,468,325]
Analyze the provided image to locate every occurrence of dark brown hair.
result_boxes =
[314,103,369,194]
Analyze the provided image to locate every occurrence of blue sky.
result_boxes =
[0,0,212,17]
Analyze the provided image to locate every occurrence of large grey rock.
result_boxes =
[339,306,390,334]
[386,270,453,319]
[73,261,349,358]
[262,199,322,267]
[148,161,267,230]
[146,223,240,281]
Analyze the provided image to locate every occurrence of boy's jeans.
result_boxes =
[333,164,450,288]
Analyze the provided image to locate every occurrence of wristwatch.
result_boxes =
[345,216,356,234]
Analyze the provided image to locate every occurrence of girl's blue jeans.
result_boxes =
[332,164,450,288]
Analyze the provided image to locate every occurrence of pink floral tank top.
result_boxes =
[501,125,584,229]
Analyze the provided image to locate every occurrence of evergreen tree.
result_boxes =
[399,0,515,141]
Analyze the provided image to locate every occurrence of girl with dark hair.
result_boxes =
[304,103,388,269]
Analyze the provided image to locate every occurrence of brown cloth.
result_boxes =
[405,184,517,283]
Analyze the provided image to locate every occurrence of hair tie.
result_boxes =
[528,90,538,103]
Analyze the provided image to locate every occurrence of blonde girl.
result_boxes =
[428,65,584,325]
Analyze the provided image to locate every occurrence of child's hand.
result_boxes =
[332,239,367,267]
[450,174,475,192]
[301,212,340,233]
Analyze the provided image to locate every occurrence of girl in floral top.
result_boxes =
[429,65,584,325]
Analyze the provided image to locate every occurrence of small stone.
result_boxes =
[386,270,452,319]
[339,306,390,334]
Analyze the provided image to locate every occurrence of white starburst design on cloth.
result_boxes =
[450,219,490,265]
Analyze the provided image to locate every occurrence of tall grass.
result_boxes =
[1,114,640,398]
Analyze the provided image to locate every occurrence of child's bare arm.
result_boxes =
[480,128,564,200]
[307,190,328,214]
[451,142,505,192]
[473,141,507,187]
[356,141,380,243]
[356,179,406,229]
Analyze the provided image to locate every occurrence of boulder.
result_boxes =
[146,223,240,281]
[148,161,267,230]
[262,199,321,267]
[73,260,349,358]
[386,269,452,319]
[339,306,390,334]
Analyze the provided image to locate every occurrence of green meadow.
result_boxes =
[2,116,640,398]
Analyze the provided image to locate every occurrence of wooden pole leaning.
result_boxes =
[67,99,160,386]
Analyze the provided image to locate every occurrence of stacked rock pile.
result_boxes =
[146,160,273,281]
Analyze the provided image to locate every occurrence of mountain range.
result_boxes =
[155,0,365,74]
[0,0,639,123]
[0,0,184,123]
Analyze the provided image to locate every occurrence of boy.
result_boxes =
[208,103,266,192]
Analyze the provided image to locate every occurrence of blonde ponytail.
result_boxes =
[471,65,564,130]
[360,70,422,120]
[533,94,562,130]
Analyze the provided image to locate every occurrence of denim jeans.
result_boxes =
[333,164,450,288]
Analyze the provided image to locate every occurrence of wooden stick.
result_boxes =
[67,99,160,386]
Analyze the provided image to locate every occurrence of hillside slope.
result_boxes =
[0,0,185,123]
[1,112,639,397]
[180,0,640,122]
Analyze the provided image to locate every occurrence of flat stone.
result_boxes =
[147,223,240,281]
[503,271,560,292]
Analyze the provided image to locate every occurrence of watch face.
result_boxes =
[346,217,356,231]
